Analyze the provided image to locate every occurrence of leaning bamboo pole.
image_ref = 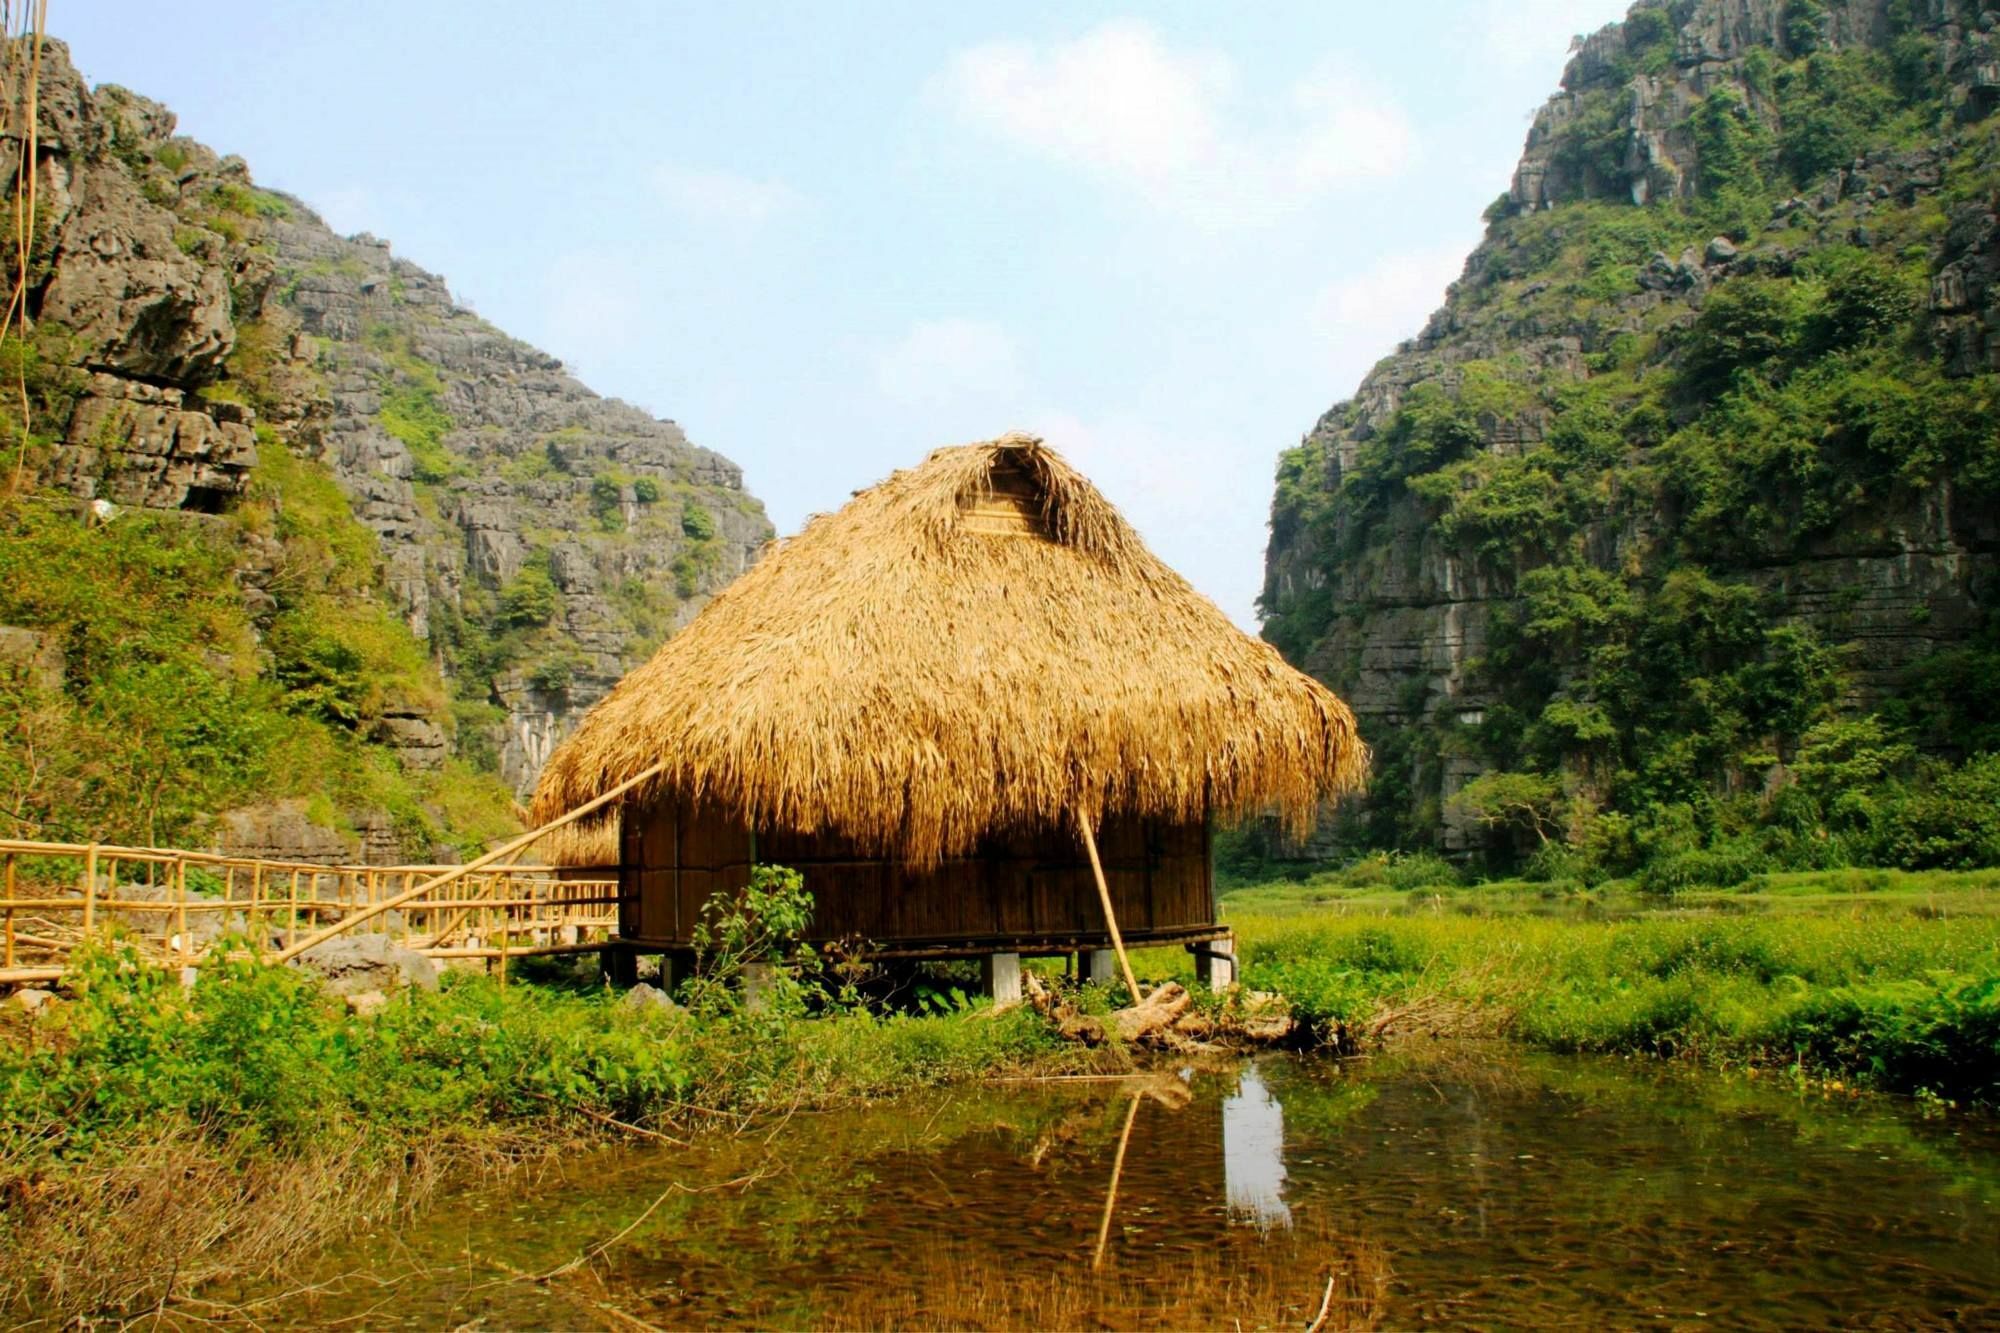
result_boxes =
[275,761,665,964]
[1092,1092,1143,1270]
[1075,808,1142,1002]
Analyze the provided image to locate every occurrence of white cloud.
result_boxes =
[937,21,1229,184]
[930,22,1413,226]
[1309,241,1470,397]
[653,165,798,224]
[873,318,1027,422]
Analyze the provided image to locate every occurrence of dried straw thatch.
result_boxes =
[528,815,619,869]
[532,433,1365,865]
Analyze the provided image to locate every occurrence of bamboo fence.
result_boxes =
[0,837,621,986]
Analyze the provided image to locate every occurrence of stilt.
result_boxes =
[605,944,639,988]
[1080,948,1116,986]
[660,949,696,1000]
[1193,935,1236,993]
[981,951,1022,1005]
[741,961,778,1012]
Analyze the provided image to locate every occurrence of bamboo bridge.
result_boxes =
[0,836,621,987]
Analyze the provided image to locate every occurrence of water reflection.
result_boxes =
[1222,1061,1292,1228]
[228,1050,2000,1329]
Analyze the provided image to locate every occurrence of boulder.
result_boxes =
[344,990,389,1018]
[9,988,54,1013]
[295,933,439,996]
[620,981,677,1014]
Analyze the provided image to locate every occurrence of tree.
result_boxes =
[1446,771,1568,845]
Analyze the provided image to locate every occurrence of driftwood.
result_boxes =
[1024,973,1296,1050]
[1110,981,1191,1042]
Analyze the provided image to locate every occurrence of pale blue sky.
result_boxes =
[67,1,1629,625]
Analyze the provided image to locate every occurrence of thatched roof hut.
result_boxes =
[532,433,1364,870]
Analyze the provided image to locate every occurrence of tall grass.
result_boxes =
[1237,912,2000,1100]
[0,942,1069,1321]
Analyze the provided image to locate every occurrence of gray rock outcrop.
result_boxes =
[1262,0,2000,856]
[4,38,774,854]
[294,933,440,996]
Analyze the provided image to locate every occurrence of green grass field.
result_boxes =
[1127,867,2000,1103]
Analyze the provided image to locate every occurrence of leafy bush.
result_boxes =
[589,473,625,529]
[681,501,716,540]
[526,657,576,693]
[1874,754,2000,870]
[498,565,559,627]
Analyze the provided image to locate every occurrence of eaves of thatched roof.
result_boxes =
[531,433,1365,865]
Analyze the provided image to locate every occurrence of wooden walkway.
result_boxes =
[0,837,621,986]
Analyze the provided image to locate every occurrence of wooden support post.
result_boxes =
[176,859,190,961]
[1074,809,1141,1002]
[249,864,263,961]
[3,852,14,969]
[82,843,97,935]
[660,949,695,1000]
[605,944,638,989]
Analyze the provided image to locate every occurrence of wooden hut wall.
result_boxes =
[617,796,1215,953]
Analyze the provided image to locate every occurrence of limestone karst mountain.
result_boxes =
[0,39,770,859]
[1262,0,2000,859]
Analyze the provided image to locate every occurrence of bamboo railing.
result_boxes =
[0,837,622,986]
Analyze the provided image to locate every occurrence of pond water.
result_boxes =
[241,1049,2000,1329]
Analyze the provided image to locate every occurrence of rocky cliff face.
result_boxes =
[1262,0,2000,856]
[259,216,768,790]
[2,40,769,856]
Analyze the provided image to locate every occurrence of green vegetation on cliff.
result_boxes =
[0,415,519,853]
[1262,1,2000,882]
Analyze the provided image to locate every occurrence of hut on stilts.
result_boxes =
[529,432,1366,998]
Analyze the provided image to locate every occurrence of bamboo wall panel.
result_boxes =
[617,798,1216,953]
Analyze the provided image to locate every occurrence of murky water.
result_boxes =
[238,1050,2000,1329]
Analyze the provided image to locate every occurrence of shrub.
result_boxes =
[498,565,558,627]
[681,501,716,541]
[526,657,575,693]
[1874,754,2000,870]
[589,473,625,529]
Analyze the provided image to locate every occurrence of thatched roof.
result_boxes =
[531,433,1365,865]
[527,816,619,869]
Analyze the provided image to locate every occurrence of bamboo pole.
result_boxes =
[175,858,189,961]
[81,843,97,934]
[1092,1093,1143,1270]
[288,869,299,938]
[1075,809,1142,1002]
[249,864,263,960]
[3,852,14,969]
[276,760,666,964]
